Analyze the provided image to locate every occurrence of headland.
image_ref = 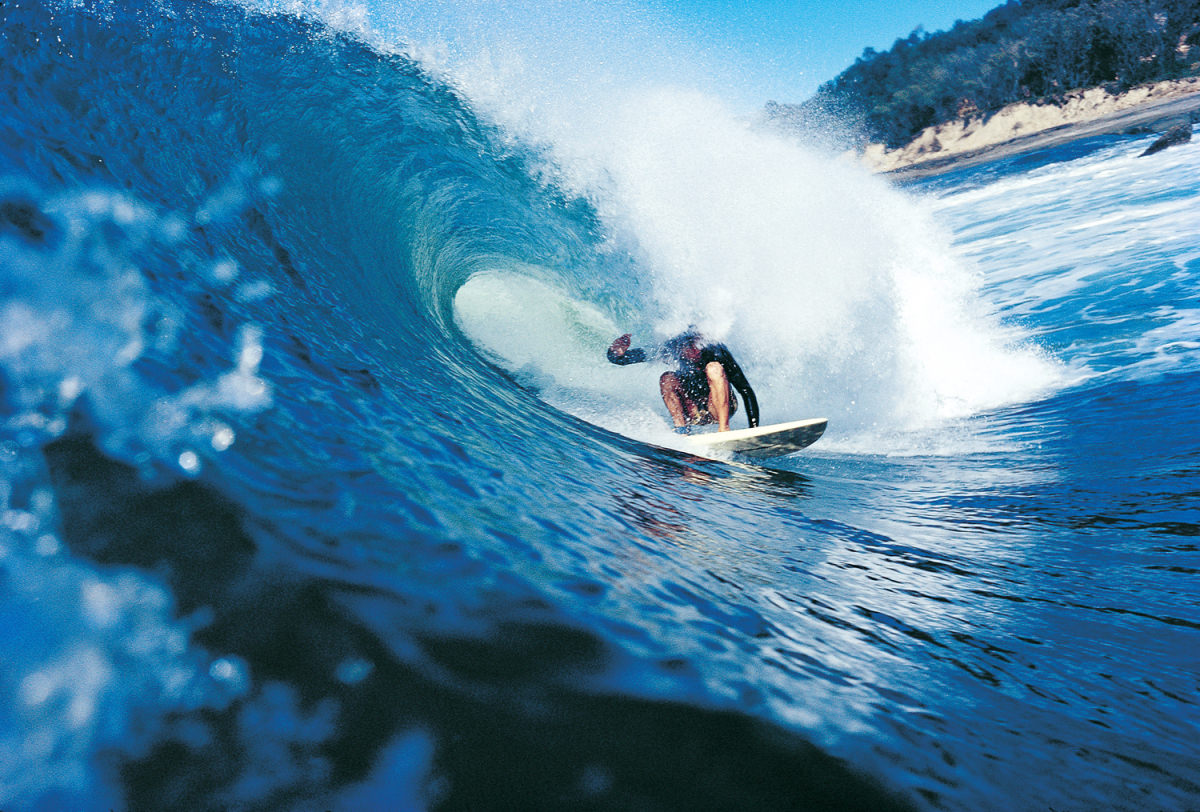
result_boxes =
[859,77,1200,179]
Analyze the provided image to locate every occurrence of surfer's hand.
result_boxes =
[610,333,631,357]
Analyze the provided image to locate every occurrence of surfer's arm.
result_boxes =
[720,352,759,428]
[607,333,648,365]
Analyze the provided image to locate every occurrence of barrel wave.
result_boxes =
[2,1,1198,810]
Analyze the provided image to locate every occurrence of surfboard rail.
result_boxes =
[687,417,828,459]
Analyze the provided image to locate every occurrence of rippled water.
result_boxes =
[2,1,1198,809]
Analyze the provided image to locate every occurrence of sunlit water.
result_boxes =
[1,1,1198,810]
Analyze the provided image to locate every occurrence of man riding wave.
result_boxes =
[607,329,759,434]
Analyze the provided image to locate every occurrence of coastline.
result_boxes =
[858,77,1200,179]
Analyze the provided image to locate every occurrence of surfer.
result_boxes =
[607,329,759,433]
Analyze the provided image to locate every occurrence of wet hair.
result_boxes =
[664,328,704,358]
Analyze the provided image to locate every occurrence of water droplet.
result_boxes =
[178,450,200,474]
[212,426,235,451]
[35,534,60,557]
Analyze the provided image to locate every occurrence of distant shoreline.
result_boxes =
[859,77,1200,179]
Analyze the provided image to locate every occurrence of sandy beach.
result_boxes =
[860,77,1200,179]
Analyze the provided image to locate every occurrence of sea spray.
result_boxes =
[444,80,1062,443]
[309,0,1066,442]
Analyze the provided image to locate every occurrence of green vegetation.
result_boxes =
[807,0,1200,148]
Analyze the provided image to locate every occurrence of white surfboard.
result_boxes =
[687,418,827,459]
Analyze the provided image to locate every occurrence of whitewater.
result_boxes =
[1,0,1198,810]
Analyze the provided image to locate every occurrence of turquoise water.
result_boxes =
[1,1,1198,809]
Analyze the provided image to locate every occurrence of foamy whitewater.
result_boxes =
[1,1,1198,810]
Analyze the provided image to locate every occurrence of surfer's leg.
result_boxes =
[705,362,732,431]
[660,372,702,429]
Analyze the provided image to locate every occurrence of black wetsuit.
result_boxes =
[607,336,760,428]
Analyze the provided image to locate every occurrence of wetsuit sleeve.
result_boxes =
[717,349,759,428]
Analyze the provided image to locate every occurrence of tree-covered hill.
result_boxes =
[804,0,1200,148]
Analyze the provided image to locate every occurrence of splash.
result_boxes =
[428,19,1064,443]
[258,0,1064,443]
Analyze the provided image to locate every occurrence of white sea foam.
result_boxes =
[931,132,1200,383]
[440,28,1065,449]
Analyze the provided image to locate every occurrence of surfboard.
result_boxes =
[687,418,827,459]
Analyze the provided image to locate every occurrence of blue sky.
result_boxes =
[649,0,1006,102]
[376,0,1006,112]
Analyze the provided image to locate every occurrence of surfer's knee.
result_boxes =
[704,361,727,384]
[660,371,680,391]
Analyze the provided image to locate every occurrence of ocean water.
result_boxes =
[2,1,1198,810]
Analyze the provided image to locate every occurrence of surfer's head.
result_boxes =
[666,327,704,362]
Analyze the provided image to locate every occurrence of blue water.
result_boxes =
[2,1,1199,810]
